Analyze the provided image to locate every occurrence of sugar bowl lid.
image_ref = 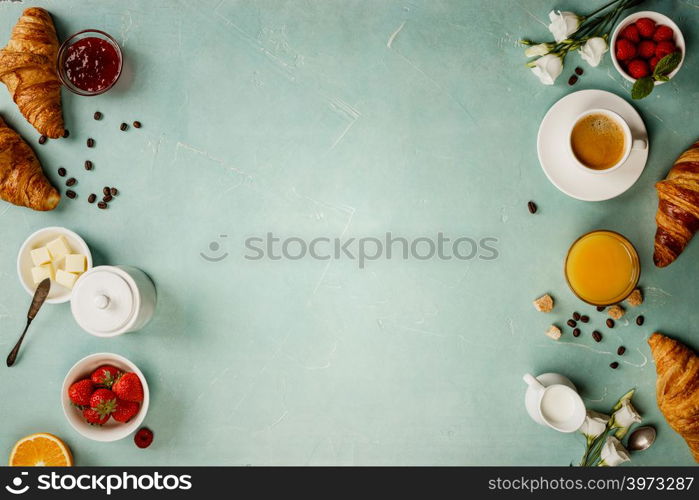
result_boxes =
[71,266,138,337]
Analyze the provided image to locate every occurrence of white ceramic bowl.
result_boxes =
[610,11,685,85]
[17,227,93,304]
[61,353,149,442]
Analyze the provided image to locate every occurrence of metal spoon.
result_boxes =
[627,426,657,452]
[6,278,51,367]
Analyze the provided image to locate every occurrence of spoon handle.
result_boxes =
[6,320,32,367]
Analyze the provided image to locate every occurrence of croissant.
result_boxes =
[648,333,699,462]
[654,139,699,267]
[0,8,64,138]
[0,115,60,211]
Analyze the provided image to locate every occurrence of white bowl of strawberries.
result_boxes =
[62,353,149,442]
[611,11,685,86]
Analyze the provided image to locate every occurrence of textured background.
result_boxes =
[0,0,698,465]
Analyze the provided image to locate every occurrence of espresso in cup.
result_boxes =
[570,113,626,170]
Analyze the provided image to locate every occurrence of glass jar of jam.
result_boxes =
[57,30,123,96]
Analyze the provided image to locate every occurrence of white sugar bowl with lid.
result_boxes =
[70,266,156,337]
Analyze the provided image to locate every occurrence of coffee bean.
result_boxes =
[38,135,47,144]
[94,111,102,120]
[66,190,76,199]
[63,129,70,138]
[87,138,95,148]
[636,315,644,326]
[596,306,605,312]
[573,328,581,337]
[84,160,93,171]
[57,167,66,177]
[592,331,602,342]
[120,123,128,131]
[606,319,615,328]
[567,319,577,328]
[110,187,118,196]
[572,312,581,321]
[97,201,107,209]
[580,315,590,323]
[568,75,578,86]
[617,346,626,355]
[88,193,96,204]
[103,194,113,203]
[575,67,584,76]
[527,201,537,214]
[610,361,619,369]
[66,178,76,187]
[103,186,111,196]
[133,121,142,128]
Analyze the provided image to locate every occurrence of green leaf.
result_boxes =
[631,77,654,100]
[653,51,682,78]
[610,389,635,412]
[656,75,670,82]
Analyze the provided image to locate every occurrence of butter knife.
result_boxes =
[7,277,51,367]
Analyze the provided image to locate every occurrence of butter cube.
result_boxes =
[65,254,86,274]
[47,236,71,261]
[31,264,53,284]
[30,246,51,266]
[56,269,78,289]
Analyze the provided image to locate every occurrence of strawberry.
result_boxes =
[91,365,121,388]
[620,23,640,43]
[112,399,140,423]
[134,427,154,449]
[635,18,656,39]
[627,59,650,79]
[638,40,656,59]
[68,379,95,407]
[655,41,677,60]
[653,25,674,43]
[89,388,118,416]
[649,56,661,71]
[112,372,144,403]
[615,39,637,61]
[83,407,109,425]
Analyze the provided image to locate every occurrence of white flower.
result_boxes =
[611,399,642,437]
[579,37,608,67]
[525,43,553,58]
[580,410,610,440]
[530,54,563,85]
[548,10,582,43]
[599,437,631,466]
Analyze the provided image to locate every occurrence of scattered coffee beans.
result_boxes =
[84,160,93,171]
[87,138,95,148]
[57,167,66,177]
[133,121,142,128]
[592,331,603,342]
[568,75,578,86]
[94,111,102,120]
[38,135,47,145]
[63,129,70,138]
[610,362,619,370]
[580,315,589,323]
[66,178,76,187]
[103,187,111,196]
[527,201,537,214]
[97,201,107,209]
[120,123,128,131]
[636,315,644,326]
[572,312,581,321]
[110,187,118,196]
[103,194,113,203]
[88,193,96,204]
[617,346,626,355]
[573,328,581,337]
[66,190,76,199]
[606,319,615,328]
[567,319,577,328]
[596,306,605,312]
[575,67,584,76]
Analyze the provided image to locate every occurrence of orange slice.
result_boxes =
[9,433,73,466]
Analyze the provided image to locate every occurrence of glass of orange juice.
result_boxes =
[564,230,640,306]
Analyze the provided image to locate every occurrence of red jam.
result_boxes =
[63,37,121,93]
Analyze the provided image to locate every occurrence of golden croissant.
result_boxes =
[648,333,699,462]
[0,115,60,211]
[0,8,64,138]
[654,139,699,267]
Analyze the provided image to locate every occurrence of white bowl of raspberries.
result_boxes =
[611,11,685,85]
[62,353,150,443]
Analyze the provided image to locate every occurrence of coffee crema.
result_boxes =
[571,113,626,170]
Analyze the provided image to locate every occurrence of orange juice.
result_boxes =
[565,231,640,306]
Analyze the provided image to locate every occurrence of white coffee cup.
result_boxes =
[569,108,647,175]
[523,373,586,433]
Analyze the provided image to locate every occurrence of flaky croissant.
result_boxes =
[0,8,64,138]
[648,333,699,463]
[654,140,699,267]
[0,115,60,211]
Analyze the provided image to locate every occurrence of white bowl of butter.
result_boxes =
[17,227,93,304]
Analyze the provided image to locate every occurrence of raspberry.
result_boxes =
[620,24,640,43]
[638,40,656,59]
[635,18,656,39]
[615,39,637,61]
[655,41,677,60]
[134,427,154,449]
[649,56,661,71]
[627,59,650,79]
[653,25,674,43]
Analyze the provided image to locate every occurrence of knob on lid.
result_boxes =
[71,266,136,335]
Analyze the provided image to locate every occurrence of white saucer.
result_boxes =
[537,89,649,202]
